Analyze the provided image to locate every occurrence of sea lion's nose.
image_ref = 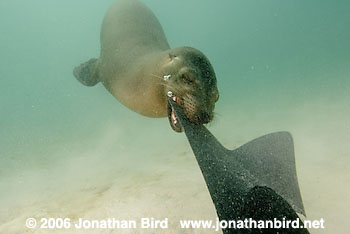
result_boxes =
[199,112,211,124]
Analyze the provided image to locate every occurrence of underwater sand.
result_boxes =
[1,87,349,234]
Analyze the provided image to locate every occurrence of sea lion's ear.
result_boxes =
[169,53,177,60]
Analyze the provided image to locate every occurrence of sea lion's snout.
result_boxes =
[167,91,217,132]
[164,47,219,132]
[197,112,212,124]
[182,92,217,124]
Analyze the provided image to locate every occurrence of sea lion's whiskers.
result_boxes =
[183,94,197,105]
[150,74,164,80]
[160,83,180,92]
[150,74,179,92]
[150,73,172,81]
[183,94,198,117]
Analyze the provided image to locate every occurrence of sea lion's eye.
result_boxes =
[181,74,194,85]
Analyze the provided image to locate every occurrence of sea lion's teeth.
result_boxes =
[175,97,181,105]
[171,108,177,124]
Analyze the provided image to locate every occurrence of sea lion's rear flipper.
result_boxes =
[169,98,309,233]
[73,58,100,86]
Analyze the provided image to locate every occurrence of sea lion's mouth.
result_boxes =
[167,95,184,132]
[167,92,214,132]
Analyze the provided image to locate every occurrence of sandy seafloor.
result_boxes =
[0,0,349,233]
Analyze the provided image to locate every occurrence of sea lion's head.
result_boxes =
[160,47,219,132]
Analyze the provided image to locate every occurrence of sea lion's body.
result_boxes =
[99,0,170,117]
[74,0,219,131]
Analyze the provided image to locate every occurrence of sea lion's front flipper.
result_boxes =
[73,58,100,86]
[169,98,309,233]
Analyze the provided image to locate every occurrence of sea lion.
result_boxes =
[73,0,219,132]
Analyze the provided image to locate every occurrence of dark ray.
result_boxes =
[169,98,309,234]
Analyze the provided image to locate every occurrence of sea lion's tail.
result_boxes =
[73,58,100,86]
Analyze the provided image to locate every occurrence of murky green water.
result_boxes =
[1,0,349,233]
